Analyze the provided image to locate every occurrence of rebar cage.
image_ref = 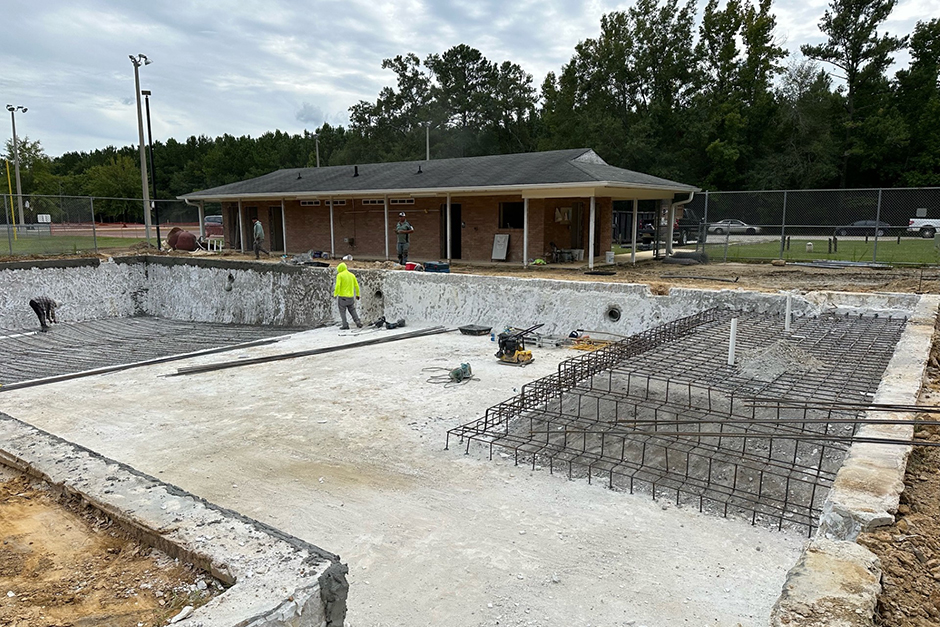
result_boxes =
[447,308,908,535]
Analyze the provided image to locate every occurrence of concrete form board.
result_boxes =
[0,412,348,627]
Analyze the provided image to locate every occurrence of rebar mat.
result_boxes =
[0,317,308,387]
[448,309,908,535]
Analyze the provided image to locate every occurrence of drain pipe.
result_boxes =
[183,198,206,238]
[666,192,695,256]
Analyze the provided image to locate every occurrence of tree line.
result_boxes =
[4,0,938,220]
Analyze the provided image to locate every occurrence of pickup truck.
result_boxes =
[907,218,940,238]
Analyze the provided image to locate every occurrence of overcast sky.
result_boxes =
[1,0,935,158]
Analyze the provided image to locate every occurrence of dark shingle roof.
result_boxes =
[181,148,698,200]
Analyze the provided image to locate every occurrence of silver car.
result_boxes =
[707,219,761,235]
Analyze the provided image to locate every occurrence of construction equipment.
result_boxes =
[496,323,543,366]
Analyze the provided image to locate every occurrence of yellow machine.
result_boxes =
[495,324,543,366]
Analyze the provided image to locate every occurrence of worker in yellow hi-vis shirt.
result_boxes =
[333,262,362,330]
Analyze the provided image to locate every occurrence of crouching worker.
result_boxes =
[29,296,58,332]
[333,263,362,330]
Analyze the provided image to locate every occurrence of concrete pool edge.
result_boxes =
[0,412,349,627]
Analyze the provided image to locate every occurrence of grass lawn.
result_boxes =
[706,238,940,265]
[0,235,145,256]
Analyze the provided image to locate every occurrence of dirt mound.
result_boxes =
[737,340,824,381]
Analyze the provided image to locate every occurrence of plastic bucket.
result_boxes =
[605,251,615,264]
[405,262,418,270]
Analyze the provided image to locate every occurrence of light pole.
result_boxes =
[314,133,320,167]
[141,90,161,246]
[129,54,153,244]
[6,105,27,227]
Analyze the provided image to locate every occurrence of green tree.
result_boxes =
[539,0,700,180]
[801,0,907,186]
[695,0,787,189]
[894,19,940,185]
[81,154,142,220]
[751,60,841,188]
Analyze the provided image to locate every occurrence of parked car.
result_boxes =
[204,215,223,236]
[834,220,891,237]
[907,217,940,238]
[707,219,761,235]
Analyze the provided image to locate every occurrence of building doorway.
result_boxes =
[268,206,283,252]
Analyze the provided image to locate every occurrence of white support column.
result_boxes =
[329,197,335,258]
[588,196,596,270]
[446,193,452,261]
[237,200,245,253]
[280,199,287,254]
[523,197,529,268]
[666,200,676,255]
[198,201,205,238]
[383,195,389,260]
[631,198,638,265]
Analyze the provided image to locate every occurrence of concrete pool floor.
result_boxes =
[0,324,805,627]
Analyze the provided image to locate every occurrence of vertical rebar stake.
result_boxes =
[727,317,738,366]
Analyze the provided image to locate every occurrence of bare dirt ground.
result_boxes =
[0,470,220,627]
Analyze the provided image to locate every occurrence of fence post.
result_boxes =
[3,195,11,255]
[90,197,98,254]
[724,230,730,262]
[873,188,882,263]
[779,190,788,259]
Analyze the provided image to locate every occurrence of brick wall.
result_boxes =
[227,194,616,263]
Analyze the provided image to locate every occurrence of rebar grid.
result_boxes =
[447,310,908,535]
[0,317,305,386]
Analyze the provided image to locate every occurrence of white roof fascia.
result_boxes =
[179,180,698,202]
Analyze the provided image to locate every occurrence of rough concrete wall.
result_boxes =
[0,258,146,328]
[143,257,385,327]
[381,274,919,337]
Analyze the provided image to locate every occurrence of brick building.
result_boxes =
[180,148,698,267]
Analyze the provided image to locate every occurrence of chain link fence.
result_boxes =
[1,194,211,257]
[684,187,940,266]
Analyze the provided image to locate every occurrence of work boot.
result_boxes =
[340,325,349,330]
[356,322,363,328]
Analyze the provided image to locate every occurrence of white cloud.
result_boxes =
[0,0,925,156]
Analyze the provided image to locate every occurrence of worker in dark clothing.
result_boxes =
[29,296,58,332]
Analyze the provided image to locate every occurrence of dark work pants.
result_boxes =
[29,300,51,329]
[337,297,361,328]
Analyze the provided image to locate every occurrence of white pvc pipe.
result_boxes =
[727,317,738,366]
[785,294,792,333]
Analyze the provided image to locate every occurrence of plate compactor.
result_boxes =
[496,323,544,366]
